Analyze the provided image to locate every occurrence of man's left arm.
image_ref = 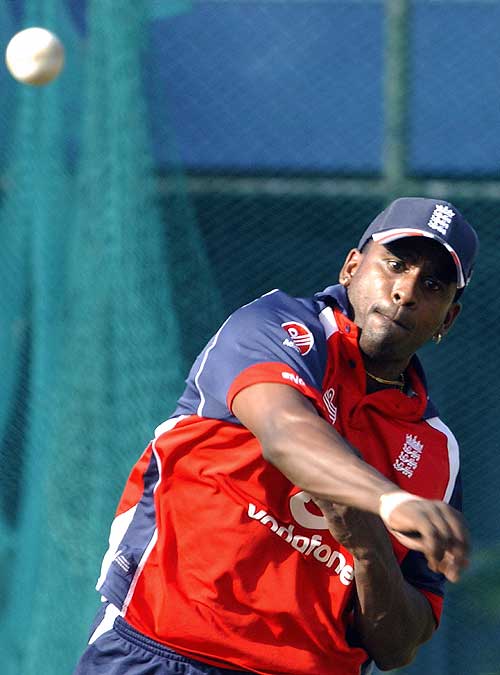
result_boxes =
[314,500,437,672]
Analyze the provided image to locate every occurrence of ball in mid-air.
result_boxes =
[5,27,65,85]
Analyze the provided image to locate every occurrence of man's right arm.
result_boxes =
[232,381,469,580]
[313,498,437,670]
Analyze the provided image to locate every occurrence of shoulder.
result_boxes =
[232,289,320,322]
[227,289,326,344]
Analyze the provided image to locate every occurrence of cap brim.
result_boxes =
[371,228,466,289]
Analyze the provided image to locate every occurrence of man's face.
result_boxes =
[340,237,461,363]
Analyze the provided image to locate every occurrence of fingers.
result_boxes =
[435,550,469,583]
[423,502,469,572]
[384,498,470,582]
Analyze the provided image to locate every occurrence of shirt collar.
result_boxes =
[314,284,437,417]
[314,284,353,319]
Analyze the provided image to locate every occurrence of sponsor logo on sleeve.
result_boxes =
[281,371,305,386]
[281,321,314,356]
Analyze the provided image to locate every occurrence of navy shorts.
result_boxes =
[74,603,252,675]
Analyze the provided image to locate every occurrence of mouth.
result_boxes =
[374,309,413,332]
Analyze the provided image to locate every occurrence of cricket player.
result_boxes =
[75,197,479,675]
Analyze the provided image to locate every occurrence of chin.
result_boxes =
[359,331,403,359]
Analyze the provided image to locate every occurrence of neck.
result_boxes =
[365,369,405,393]
[362,356,409,394]
[362,355,410,382]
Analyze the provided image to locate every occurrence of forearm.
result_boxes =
[233,383,470,581]
[352,530,435,670]
[260,405,396,514]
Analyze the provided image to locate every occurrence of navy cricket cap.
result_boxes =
[358,197,479,290]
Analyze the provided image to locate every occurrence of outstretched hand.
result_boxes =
[380,494,470,582]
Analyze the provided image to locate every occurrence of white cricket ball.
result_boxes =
[5,27,65,86]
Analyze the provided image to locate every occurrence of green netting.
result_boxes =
[0,1,499,674]
[0,0,220,672]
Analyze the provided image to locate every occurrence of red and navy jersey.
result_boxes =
[96,285,462,675]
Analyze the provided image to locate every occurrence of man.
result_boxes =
[75,197,479,675]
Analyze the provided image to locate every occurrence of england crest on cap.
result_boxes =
[358,197,479,290]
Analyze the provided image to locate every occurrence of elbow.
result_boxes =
[261,438,287,468]
[258,412,302,465]
[259,435,276,463]
[258,424,278,464]
[373,647,418,671]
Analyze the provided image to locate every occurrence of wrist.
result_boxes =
[379,490,423,525]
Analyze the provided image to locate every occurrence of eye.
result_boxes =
[386,259,405,272]
[423,277,443,292]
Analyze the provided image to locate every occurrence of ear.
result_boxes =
[339,248,363,286]
[439,302,461,337]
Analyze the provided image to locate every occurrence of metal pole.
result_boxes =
[383,0,410,200]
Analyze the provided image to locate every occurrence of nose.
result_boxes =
[391,272,420,307]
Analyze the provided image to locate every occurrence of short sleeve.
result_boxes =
[173,290,328,422]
